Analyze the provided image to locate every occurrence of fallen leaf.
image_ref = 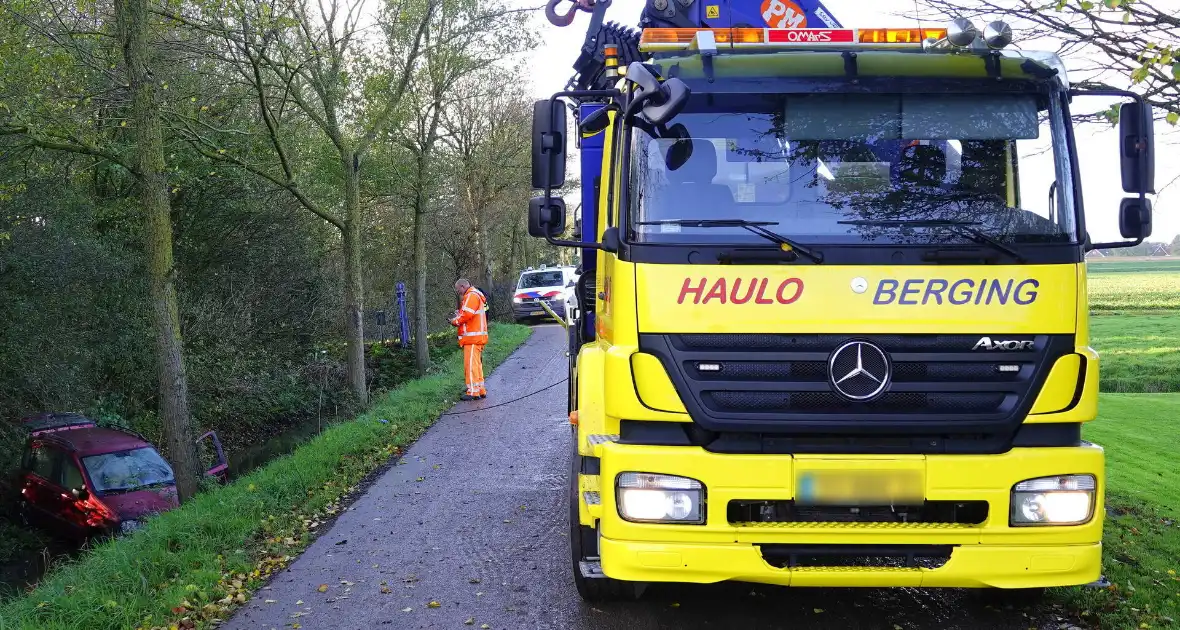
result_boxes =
[265,599,277,604]
[427,600,442,608]
[465,618,475,625]
[402,607,413,612]
[317,584,329,593]
[814,608,824,614]
[380,586,392,594]
[469,578,481,584]
[295,600,304,605]
[481,625,491,629]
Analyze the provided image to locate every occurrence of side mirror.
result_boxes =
[532,99,567,189]
[72,487,90,501]
[1118,101,1155,194]
[624,62,690,127]
[529,196,567,238]
[1118,197,1152,239]
[601,226,620,253]
[579,106,612,134]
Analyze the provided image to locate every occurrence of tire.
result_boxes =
[568,436,643,602]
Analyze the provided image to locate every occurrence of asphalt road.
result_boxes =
[225,325,1074,630]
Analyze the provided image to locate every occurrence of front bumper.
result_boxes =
[514,301,565,319]
[589,442,1104,589]
[600,538,1100,588]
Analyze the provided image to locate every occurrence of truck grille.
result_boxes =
[638,333,1075,435]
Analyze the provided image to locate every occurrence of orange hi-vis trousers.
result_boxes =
[463,344,486,396]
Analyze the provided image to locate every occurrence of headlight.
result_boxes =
[513,297,523,304]
[1010,474,1096,526]
[616,472,705,524]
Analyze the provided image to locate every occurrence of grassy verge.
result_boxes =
[0,323,532,630]
[1090,312,1180,393]
[1057,394,1180,629]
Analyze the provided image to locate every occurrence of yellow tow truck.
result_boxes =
[526,16,1157,601]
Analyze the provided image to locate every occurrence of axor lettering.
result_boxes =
[873,278,1040,306]
[678,277,804,305]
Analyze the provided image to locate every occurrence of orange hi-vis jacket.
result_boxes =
[452,287,488,346]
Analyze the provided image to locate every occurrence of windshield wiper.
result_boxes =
[837,219,1026,263]
[637,219,823,263]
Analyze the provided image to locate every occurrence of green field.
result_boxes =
[1089,313,1180,393]
[1086,259,1180,394]
[1087,259,1180,312]
[1064,394,1180,630]
[1064,259,1180,628]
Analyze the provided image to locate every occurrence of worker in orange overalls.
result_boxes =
[450,279,488,400]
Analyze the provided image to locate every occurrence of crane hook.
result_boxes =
[545,0,608,27]
[545,0,579,27]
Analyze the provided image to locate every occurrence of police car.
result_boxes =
[513,264,577,324]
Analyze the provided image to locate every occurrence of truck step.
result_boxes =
[579,559,606,579]
[585,433,618,456]
[583,491,601,505]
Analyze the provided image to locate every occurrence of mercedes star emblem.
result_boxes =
[828,340,892,401]
[850,277,868,294]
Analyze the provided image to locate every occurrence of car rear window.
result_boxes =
[82,447,175,495]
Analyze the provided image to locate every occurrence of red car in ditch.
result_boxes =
[13,413,228,539]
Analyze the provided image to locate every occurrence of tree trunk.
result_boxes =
[341,150,368,405]
[116,0,200,502]
[412,153,431,376]
[472,209,494,290]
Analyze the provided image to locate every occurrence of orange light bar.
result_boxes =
[858,28,947,44]
[639,26,949,52]
[639,28,764,48]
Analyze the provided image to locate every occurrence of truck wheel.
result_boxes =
[568,438,643,602]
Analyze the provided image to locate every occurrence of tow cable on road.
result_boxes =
[439,377,569,416]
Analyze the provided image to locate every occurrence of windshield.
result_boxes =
[518,271,564,288]
[629,90,1076,248]
[82,447,175,495]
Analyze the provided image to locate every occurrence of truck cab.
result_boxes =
[529,14,1156,602]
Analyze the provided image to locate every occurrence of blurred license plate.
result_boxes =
[795,469,924,506]
[529,310,543,315]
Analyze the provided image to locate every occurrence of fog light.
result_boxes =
[617,472,705,524]
[1010,474,1096,526]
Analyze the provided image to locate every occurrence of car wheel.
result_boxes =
[568,438,644,603]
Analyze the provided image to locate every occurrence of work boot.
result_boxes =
[478,393,487,399]
[460,394,480,401]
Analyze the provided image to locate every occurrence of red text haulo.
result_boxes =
[677,277,804,305]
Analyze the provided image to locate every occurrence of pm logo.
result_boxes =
[973,337,1035,351]
[761,0,807,29]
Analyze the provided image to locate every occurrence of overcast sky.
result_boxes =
[516,0,1177,244]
